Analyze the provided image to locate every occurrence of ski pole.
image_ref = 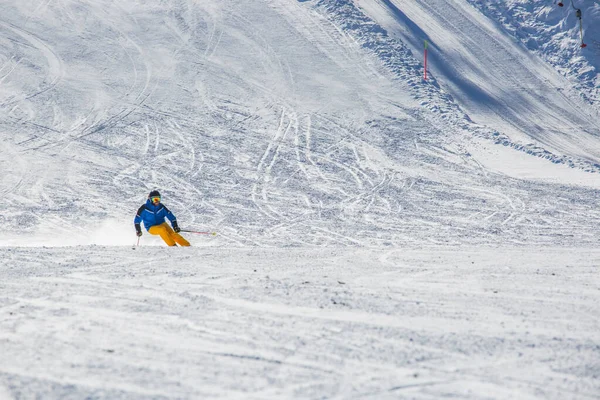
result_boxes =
[180,229,217,236]
[132,236,140,250]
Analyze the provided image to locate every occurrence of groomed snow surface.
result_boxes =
[2,246,599,399]
[1,0,599,398]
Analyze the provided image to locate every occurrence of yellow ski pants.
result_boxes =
[148,222,190,247]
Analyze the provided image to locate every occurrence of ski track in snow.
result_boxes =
[0,21,64,108]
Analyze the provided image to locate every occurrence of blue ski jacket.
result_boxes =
[134,199,177,231]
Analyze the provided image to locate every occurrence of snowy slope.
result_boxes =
[356,0,600,168]
[0,0,600,398]
[2,246,599,399]
[1,0,600,247]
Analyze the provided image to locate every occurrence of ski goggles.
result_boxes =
[150,196,161,203]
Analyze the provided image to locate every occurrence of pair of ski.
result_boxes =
[132,229,216,249]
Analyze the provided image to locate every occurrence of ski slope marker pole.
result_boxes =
[579,19,587,48]
[180,229,217,236]
[424,40,428,81]
[571,1,587,48]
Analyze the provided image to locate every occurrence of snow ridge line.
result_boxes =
[308,0,600,174]
[310,0,464,121]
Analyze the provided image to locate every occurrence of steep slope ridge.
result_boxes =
[468,0,600,107]
[0,0,598,247]
[357,0,600,165]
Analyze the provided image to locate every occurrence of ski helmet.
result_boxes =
[148,190,161,199]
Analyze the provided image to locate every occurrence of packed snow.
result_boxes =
[2,246,599,399]
[0,0,599,398]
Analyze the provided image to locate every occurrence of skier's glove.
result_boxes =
[172,221,181,233]
[135,224,142,237]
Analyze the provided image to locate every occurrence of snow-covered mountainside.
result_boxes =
[356,0,600,169]
[0,0,599,398]
[1,0,599,247]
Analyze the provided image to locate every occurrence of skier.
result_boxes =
[134,190,190,247]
